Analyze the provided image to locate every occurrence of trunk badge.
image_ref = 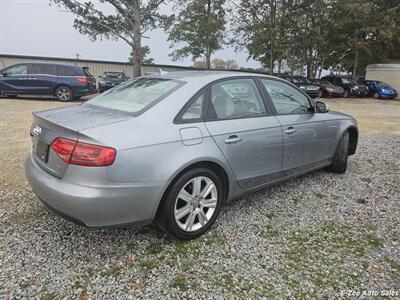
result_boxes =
[33,125,42,136]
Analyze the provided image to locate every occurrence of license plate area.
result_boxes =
[35,140,49,163]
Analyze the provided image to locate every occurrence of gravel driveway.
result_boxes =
[1,97,399,298]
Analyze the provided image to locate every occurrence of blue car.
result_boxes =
[358,80,398,99]
[0,63,97,101]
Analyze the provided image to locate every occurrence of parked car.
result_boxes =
[98,71,129,93]
[25,72,358,239]
[322,75,368,98]
[357,80,398,99]
[311,79,345,98]
[0,63,96,101]
[281,75,320,98]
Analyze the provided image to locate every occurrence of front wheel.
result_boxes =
[55,86,73,102]
[373,92,380,99]
[343,90,350,98]
[156,168,224,240]
[327,131,349,174]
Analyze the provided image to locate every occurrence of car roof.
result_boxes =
[145,70,275,82]
[10,62,83,69]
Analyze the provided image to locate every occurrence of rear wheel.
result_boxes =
[55,86,73,102]
[327,131,349,174]
[156,168,223,240]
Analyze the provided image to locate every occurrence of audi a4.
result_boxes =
[25,71,358,239]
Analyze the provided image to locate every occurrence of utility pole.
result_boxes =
[76,53,80,60]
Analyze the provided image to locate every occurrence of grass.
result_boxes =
[171,275,188,290]
[313,191,326,199]
[139,259,159,270]
[277,222,385,292]
[100,265,123,277]
[146,243,163,255]
[19,280,30,289]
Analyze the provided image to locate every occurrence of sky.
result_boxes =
[0,0,262,68]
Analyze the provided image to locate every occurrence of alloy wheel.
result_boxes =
[57,88,71,101]
[174,176,218,232]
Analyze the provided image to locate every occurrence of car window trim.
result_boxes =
[204,76,272,122]
[174,87,208,124]
[256,77,315,116]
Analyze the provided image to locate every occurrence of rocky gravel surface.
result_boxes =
[1,134,399,299]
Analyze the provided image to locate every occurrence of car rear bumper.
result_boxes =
[74,86,97,97]
[25,154,166,227]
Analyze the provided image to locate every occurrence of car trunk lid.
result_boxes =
[30,104,131,177]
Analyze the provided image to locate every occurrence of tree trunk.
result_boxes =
[278,60,282,75]
[352,48,359,80]
[132,1,142,77]
[206,46,211,70]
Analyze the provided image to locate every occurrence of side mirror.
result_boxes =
[315,101,329,113]
[2,71,9,77]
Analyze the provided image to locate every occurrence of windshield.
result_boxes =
[377,81,390,87]
[342,78,357,85]
[86,78,182,113]
[103,72,125,79]
[293,77,312,85]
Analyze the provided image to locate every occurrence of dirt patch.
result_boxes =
[325,98,400,135]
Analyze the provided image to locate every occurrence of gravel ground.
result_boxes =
[0,97,399,298]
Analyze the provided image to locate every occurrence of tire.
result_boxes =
[343,90,350,98]
[373,92,380,99]
[55,86,73,102]
[318,90,324,98]
[156,168,224,240]
[327,131,349,174]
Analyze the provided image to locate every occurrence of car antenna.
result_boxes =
[159,68,168,76]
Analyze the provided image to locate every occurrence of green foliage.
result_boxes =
[233,0,400,77]
[50,0,168,76]
[167,0,226,69]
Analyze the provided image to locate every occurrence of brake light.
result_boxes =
[76,77,90,84]
[50,137,116,167]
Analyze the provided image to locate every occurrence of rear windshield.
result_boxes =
[86,77,182,113]
[82,67,93,77]
[103,72,124,78]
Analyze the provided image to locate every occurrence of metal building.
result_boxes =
[0,54,197,79]
[366,64,400,99]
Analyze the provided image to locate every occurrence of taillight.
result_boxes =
[76,77,89,84]
[50,137,116,167]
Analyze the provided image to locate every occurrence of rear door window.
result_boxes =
[56,65,81,76]
[207,78,266,120]
[30,64,56,75]
[86,78,184,114]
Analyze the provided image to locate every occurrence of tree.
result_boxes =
[167,0,226,69]
[232,0,288,75]
[211,58,239,69]
[129,46,155,64]
[50,0,168,77]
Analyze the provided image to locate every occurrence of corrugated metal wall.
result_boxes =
[366,64,400,99]
[0,54,196,79]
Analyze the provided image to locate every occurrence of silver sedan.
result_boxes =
[25,71,358,239]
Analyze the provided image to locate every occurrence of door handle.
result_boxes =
[224,135,242,144]
[285,127,297,135]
